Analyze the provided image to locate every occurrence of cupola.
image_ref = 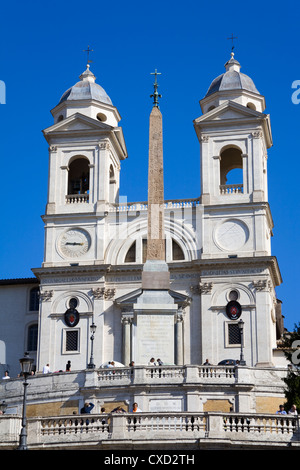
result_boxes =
[50,65,121,127]
[200,53,266,114]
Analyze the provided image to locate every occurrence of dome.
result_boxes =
[205,53,259,98]
[58,65,113,106]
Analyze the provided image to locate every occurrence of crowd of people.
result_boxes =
[276,404,298,415]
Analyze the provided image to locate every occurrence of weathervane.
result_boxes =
[83,45,94,66]
[227,34,237,52]
[150,69,162,108]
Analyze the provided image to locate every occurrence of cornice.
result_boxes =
[31,255,282,287]
[203,201,274,230]
[32,264,111,280]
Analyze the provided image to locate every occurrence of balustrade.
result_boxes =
[110,197,201,213]
[41,415,110,436]
[19,412,299,449]
[65,194,89,204]
[220,184,243,195]
[96,365,237,385]
[223,413,298,437]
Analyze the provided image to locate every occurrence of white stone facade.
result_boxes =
[0,55,286,388]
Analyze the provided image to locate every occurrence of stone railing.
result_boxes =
[1,412,299,450]
[220,183,243,195]
[65,194,89,204]
[109,197,201,212]
[95,365,237,387]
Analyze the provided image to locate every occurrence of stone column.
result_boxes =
[37,289,54,372]
[175,311,184,365]
[252,131,264,201]
[253,280,273,366]
[122,314,133,366]
[200,136,210,204]
[242,153,248,194]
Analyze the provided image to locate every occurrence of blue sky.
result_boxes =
[0,0,299,331]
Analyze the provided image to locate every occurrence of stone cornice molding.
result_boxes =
[31,256,281,289]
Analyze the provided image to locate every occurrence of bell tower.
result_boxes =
[194,52,273,260]
[41,64,127,267]
[193,53,282,367]
[34,64,128,372]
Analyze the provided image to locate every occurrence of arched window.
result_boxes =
[220,147,243,194]
[68,157,90,196]
[27,324,38,351]
[124,238,185,263]
[125,241,136,263]
[29,287,39,311]
[172,239,184,260]
[109,164,117,203]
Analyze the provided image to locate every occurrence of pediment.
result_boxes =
[194,100,265,124]
[43,113,113,136]
[115,288,190,308]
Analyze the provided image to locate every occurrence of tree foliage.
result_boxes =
[281,322,300,412]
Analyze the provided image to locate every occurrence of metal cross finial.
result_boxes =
[227,34,238,52]
[83,45,94,65]
[150,69,162,108]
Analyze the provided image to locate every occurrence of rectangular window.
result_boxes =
[228,323,241,345]
[29,287,39,311]
[27,324,38,351]
[65,330,79,352]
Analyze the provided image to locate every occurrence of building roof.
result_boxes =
[0,277,39,285]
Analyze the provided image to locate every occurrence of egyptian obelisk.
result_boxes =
[134,71,177,365]
[142,70,170,290]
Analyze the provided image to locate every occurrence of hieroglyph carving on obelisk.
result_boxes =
[146,105,165,261]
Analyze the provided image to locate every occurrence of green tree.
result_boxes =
[281,322,300,412]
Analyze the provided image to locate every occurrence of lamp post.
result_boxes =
[17,352,33,450]
[87,321,97,369]
[238,319,246,365]
[0,400,7,414]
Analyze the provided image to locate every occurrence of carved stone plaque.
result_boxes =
[135,313,174,365]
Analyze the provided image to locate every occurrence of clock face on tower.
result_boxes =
[58,228,91,258]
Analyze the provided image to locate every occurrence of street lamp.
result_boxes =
[17,352,34,450]
[87,321,97,369]
[238,319,246,365]
[0,401,7,414]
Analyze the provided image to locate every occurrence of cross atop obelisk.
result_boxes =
[150,69,162,108]
[142,70,170,289]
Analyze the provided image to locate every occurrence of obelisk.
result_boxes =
[142,70,170,290]
[134,71,177,365]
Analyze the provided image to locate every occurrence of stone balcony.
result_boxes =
[220,183,243,195]
[94,364,237,387]
[1,411,299,450]
[0,365,292,449]
[65,193,89,204]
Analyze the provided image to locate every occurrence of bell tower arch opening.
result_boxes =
[67,156,90,201]
[220,146,243,194]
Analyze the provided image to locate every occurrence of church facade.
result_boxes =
[0,54,286,390]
